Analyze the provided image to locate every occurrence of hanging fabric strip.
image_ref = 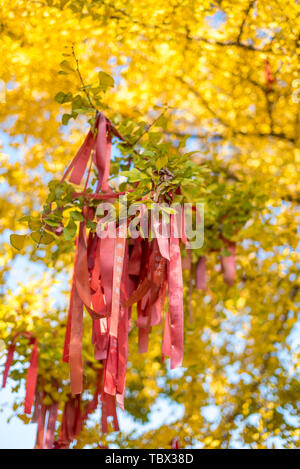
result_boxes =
[265,59,275,93]
[54,395,81,449]
[69,285,84,395]
[2,332,38,414]
[90,237,106,314]
[103,223,127,397]
[2,342,15,388]
[152,216,170,261]
[171,437,180,449]
[34,400,46,449]
[196,256,206,290]
[162,302,171,361]
[168,214,184,369]
[116,243,129,410]
[74,220,94,313]
[24,338,38,414]
[31,387,41,424]
[94,318,109,360]
[61,112,113,192]
[99,232,115,315]
[188,255,195,324]
[63,280,74,364]
[63,239,79,363]
[81,370,102,422]
[101,393,119,434]
[61,130,95,185]
[123,277,152,308]
[109,223,127,338]
[221,241,236,286]
[128,238,142,276]
[74,218,106,319]
[94,114,111,192]
[151,293,162,326]
[44,402,59,449]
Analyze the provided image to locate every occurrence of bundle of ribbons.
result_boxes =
[2,111,237,446]
[1,332,109,448]
[59,111,185,432]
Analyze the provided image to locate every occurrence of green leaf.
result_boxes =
[120,168,148,183]
[18,215,31,223]
[87,220,97,230]
[183,151,200,158]
[156,155,168,171]
[45,218,60,227]
[155,114,168,128]
[72,107,94,115]
[142,150,155,158]
[31,231,54,245]
[55,92,66,104]
[62,113,72,125]
[29,219,42,231]
[149,132,162,144]
[60,60,74,71]
[160,206,177,215]
[63,219,77,241]
[72,94,83,107]
[10,234,26,250]
[220,249,233,257]
[55,91,72,104]
[70,211,84,221]
[98,71,114,91]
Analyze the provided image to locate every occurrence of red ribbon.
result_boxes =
[94,115,112,192]
[265,59,275,93]
[2,331,38,414]
[34,396,46,449]
[168,214,184,369]
[61,112,112,192]
[44,402,59,449]
[116,243,129,410]
[221,241,236,286]
[101,393,119,434]
[171,437,180,449]
[54,395,81,449]
[196,256,206,290]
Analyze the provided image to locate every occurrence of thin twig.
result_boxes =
[71,45,172,168]
[71,44,96,110]
[132,107,168,146]
[237,0,256,44]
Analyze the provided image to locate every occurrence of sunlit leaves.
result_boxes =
[10,234,26,251]
[98,71,114,91]
[30,231,54,245]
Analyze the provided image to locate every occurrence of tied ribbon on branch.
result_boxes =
[56,108,187,433]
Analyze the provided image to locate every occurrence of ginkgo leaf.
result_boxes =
[31,231,54,245]
[10,234,26,250]
[98,71,114,91]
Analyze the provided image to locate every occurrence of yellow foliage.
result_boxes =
[0,0,299,450]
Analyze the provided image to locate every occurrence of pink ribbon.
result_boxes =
[168,214,184,369]
[2,332,38,414]
[196,256,206,290]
